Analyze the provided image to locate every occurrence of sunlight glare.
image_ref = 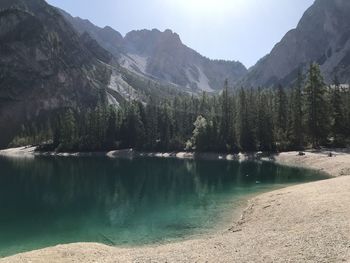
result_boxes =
[160,0,249,19]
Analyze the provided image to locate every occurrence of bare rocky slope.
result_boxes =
[59,9,247,92]
[240,0,350,87]
[60,0,350,90]
[0,0,113,148]
[0,0,188,149]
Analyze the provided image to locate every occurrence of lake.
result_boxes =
[0,156,328,257]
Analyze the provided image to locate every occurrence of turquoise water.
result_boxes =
[0,156,328,257]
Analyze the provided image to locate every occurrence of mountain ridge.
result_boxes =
[0,0,193,148]
[1,0,350,148]
[240,0,350,87]
[58,9,248,92]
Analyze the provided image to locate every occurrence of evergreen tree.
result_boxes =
[158,102,173,150]
[247,88,258,151]
[12,65,349,153]
[120,103,145,149]
[290,71,304,149]
[257,90,275,151]
[145,100,159,150]
[238,88,256,151]
[346,87,350,140]
[105,107,117,149]
[220,79,237,152]
[304,63,330,147]
[274,84,288,149]
[59,109,77,151]
[331,77,347,146]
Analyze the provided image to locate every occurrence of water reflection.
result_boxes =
[0,156,327,257]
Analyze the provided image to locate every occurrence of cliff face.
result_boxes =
[122,29,247,92]
[0,0,111,148]
[240,0,350,87]
[59,11,247,92]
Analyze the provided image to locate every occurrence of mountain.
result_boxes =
[0,0,114,148]
[58,8,124,59]
[240,0,350,87]
[0,0,196,148]
[3,0,349,148]
[59,10,247,92]
[121,29,247,92]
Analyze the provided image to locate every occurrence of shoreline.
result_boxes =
[1,146,348,165]
[0,146,249,161]
[0,148,350,262]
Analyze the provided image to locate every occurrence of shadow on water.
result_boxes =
[0,156,329,257]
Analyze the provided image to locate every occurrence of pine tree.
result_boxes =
[145,100,159,150]
[347,87,350,140]
[59,109,77,151]
[228,95,238,152]
[121,103,145,149]
[158,102,173,151]
[331,77,347,146]
[274,84,288,149]
[257,89,275,151]
[220,79,236,152]
[304,63,330,147]
[172,96,186,147]
[105,107,117,149]
[238,88,256,151]
[247,88,258,151]
[290,71,304,149]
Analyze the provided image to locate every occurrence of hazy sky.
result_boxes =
[46,0,314,68]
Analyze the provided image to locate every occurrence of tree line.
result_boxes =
[11,63,350,153]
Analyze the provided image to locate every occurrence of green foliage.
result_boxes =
[11,63,350,153]
[275,84,288,145]
[304,63,330,147]
[330,77,348,146]
[58,109,77,151]
[188,115,209,152]
[289,71,304,149]
[238,88,257,151]
[257,89,275,151]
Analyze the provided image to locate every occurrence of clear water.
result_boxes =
[0,156,328,257]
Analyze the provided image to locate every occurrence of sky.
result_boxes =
[46,0,314,68]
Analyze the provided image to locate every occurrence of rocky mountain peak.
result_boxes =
[124,28,183,53]
[59,11,247,92]
[240,0,350,87]
[163,29,182,43]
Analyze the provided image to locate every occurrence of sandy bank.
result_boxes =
[1,150,350,262]
[268,150,350,178]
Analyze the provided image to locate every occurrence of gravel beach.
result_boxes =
[1,150,350,263]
